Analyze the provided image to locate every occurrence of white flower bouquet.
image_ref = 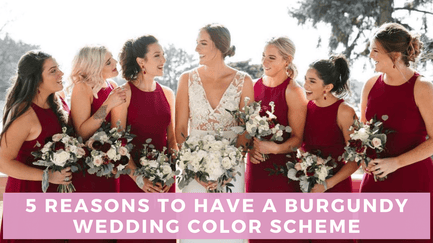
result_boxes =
[85,122,134,178]
[176,133,243,193]
[286,150,336,193]
[343,115,391,181]
[32,126,85,193]
[134,138,177,189]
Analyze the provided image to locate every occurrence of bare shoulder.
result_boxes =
[178,71,191,87]
[160,84,175,97]
[9,106,38,133]
[363,74,381,93]
[414,76,433,94]
[242,73,254,85]
[286,79,304,96]
[72,81,93,97]
[107,79,119,88]
[338,101,356,118]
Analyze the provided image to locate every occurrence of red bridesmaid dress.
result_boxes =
[246,77,306,243]
[359,73,433,242]
[0,103,67,243]
[302,99,354,243]
[117,82,174,243]
[72,82,117,193]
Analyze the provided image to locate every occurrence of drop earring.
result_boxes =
[323,91,327,100]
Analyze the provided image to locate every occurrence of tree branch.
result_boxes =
[393,7,433,15]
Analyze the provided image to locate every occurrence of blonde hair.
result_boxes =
[68,46,108,98]
[266,36,298,79]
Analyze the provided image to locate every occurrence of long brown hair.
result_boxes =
[1,51,67,141]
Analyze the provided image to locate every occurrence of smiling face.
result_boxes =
[195,29,220,65]
[369,40,394,73]
[101,51,118,80]
[262,44,289,78]
[303,68,332,101]
[38,58,64,94]
[142,43,166,77]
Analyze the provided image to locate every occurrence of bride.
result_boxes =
[175,23,254,194]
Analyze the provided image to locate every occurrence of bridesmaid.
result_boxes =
[69,45,126,193]
[247,36,308,243]
[302,55,358,243]
[0,51,71,243]
[112,35,177,195]
[111,35,176,243]
[360,23,433,242]
[302,54,358,194]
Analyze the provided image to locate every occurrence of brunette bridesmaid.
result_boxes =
[0,51,71,243]
[360,23,433,243]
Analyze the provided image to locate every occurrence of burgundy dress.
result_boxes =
[0,103,66,243]
[117,82,174,243]
[72,82,117,193]
[302,99,353,243]
[246,77,306,243]
[302,99,352,193]
[359,73,433,242]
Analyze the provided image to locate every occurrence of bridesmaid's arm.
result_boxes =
[369,76,433,178]
[253,81,307,157]
[110,82,131,131]
[161,85,179,152]
[175,72,190,145]
[70,81,126,140]
[235,75,254,152]
[360,75,380,123]
[312,103,359,192]
[0,110,71,184]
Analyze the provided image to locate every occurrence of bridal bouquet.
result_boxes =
[85,122,134,178]
[32,126,85,193]
[343,115,391,181]
[134,138,177,189]
[176,133,243,193]
[286,150,336,193]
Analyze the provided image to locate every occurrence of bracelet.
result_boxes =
[323,181,328,191]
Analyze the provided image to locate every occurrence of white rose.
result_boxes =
[246,122,255,135]
[295,163,302,171]
[317,166,329,181]
[106,148,117,160]
[93,156,103,166]
[162,164,172,175]
[149,160,159,168]
[221,157,232,169]
[353,128,369,142]
[53,151,70,166]
[371,137,382,148]
[209,141,224,152]
[67,145,78,154]
[197,150,207,160]
[52,134,63,142]
[119,146,128,156]
[317,157,324,165]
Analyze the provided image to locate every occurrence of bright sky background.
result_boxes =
[0,0,359,83]
[1,0,431,84]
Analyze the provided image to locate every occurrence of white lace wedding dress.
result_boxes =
[180,68,246,243]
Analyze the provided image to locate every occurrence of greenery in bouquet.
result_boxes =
[85,122,134,178]
[176,133,243,193]
[134,138,178,189]
[342,115,392,181]
[286,150,336,193]
[32,126,85,193]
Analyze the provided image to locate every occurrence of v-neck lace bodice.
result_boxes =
[188,68,246,132]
